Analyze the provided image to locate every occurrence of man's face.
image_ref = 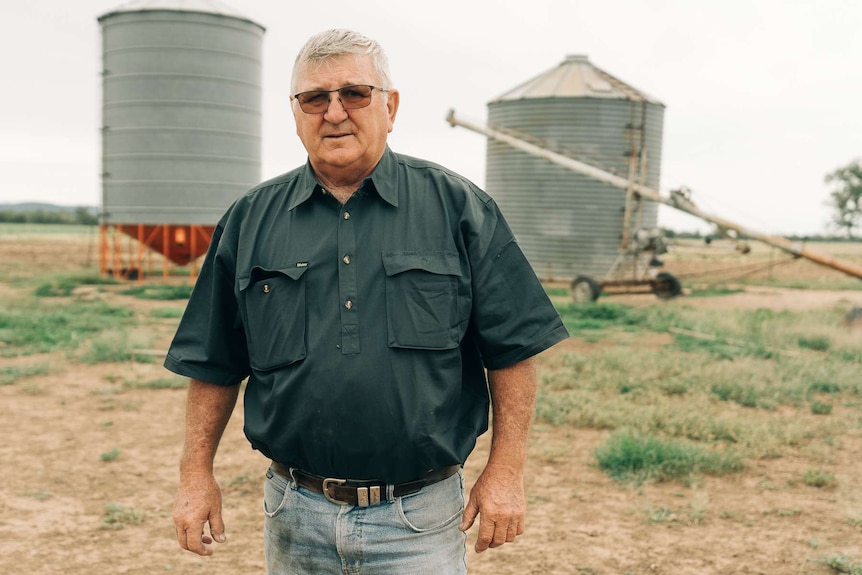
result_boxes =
[292,54,399,182]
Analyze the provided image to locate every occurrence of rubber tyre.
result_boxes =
[652,272,682,300]
[570,275,601,303]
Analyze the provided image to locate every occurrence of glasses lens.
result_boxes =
[297,91,330,113]
[338,85,373,109]
[295,85,377,114]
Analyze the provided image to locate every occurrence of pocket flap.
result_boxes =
[382,251,461,277]
[239,265,308,291]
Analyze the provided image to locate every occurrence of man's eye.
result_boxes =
[304,92,328,104]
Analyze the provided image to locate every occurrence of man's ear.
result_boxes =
[386,89,400,132]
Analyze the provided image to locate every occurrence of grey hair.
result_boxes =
[291,29,393,93]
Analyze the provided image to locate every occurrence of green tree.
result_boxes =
[826,159,862,238]
[73,207,98,225]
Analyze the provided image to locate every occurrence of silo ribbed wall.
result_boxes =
[100,10,264,225]
[486,97,664,280]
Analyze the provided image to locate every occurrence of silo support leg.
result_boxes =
[162,225,170,281]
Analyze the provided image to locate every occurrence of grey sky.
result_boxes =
[1,0,860,235]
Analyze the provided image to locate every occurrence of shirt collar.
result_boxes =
[288,146,399,211]
[368,146,399,207]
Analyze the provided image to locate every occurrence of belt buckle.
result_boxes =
[322,478,382,507]
[322,478,348,505]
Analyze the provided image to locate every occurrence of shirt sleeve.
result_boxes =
[163,210,250,385]
[464,195,569,370]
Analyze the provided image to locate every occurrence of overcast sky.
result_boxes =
[1,0,860,235]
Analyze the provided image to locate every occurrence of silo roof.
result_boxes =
[491,54,662,105]
[99,0,264,29]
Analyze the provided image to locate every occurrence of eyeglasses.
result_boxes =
[293,84,389,114]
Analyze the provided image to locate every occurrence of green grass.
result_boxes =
[78,331,155,365]
[687,285,746,298]
[798,335,831,352]
[595,432,744,484]
[819,554,862,575]
[556,302,644,331]
[100,503,145,529]
[150,307,184,319]
[0,364,51,386]
[100,448,121,462]
[119,284,193,300]
[804,468,838,489]
[34,274,119,297]
[544,286,570,298]
[0,223,95,235]
[0,299,133,357]
[810,400,834,415]
[537,299,862,481]
[123,377,187,390]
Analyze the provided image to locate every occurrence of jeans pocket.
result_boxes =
[240,265,308,370]
[397,471,465,532]
[263,468,291,518]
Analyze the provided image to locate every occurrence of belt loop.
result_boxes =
[386,483,395,502]
[288,467,299,489]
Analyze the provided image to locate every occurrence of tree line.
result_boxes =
[0,207,98,225]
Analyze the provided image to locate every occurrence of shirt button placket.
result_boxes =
[339,205,359,354]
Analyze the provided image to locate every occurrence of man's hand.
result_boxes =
[459,464,526,552]
[173,472,227,556]
[460,359,537,553]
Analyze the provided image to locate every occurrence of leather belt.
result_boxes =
[270,462,461,507]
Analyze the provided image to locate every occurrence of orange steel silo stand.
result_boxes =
[99,223,213,281]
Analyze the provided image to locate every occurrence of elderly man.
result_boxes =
[166,29,568,573]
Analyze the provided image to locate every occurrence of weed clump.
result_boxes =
[120,284,193,300]
[33,274,118,297]
[100,503,145,529]
[804,468,838,489]
[595,431,744,484]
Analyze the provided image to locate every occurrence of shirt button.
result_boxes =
[345,300,353,310]
[262,284,270,293]
[342,255,351,265]
[343,212,350,220]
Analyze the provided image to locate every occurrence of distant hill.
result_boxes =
[0,203,98,214]
[0,203,99,225]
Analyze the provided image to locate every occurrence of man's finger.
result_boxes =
[209,506,227,543]
[175,523,188,551]
[474,517,496,553]
[459,497,479,532]
[185,525,212,557]
[491,519,509,547]
[505,522,518,543]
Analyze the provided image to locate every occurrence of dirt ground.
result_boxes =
[1,231,862,575]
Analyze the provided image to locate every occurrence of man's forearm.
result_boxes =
[179,378,241,473]
[459,358,538,550]
[486,358,537,470]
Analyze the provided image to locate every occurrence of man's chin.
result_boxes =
[317,147,361,165]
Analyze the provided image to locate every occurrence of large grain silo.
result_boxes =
[97,0,264,278]
[485,55,665,283]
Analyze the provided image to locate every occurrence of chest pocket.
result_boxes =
[239,265,308,370]
[382,251,461,350]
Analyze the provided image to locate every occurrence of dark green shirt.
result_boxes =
[165,147,568,483]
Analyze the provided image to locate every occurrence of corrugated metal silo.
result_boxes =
[486,55,665,280]
[97,0,264,275]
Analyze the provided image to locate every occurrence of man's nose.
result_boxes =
[323,94,349,122]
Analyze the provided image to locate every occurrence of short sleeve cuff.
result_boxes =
[482,323,569,371]
[163,353,246,386]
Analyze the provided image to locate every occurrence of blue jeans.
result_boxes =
[263,466,468,574]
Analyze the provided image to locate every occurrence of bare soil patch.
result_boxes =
[2,230,861,574]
